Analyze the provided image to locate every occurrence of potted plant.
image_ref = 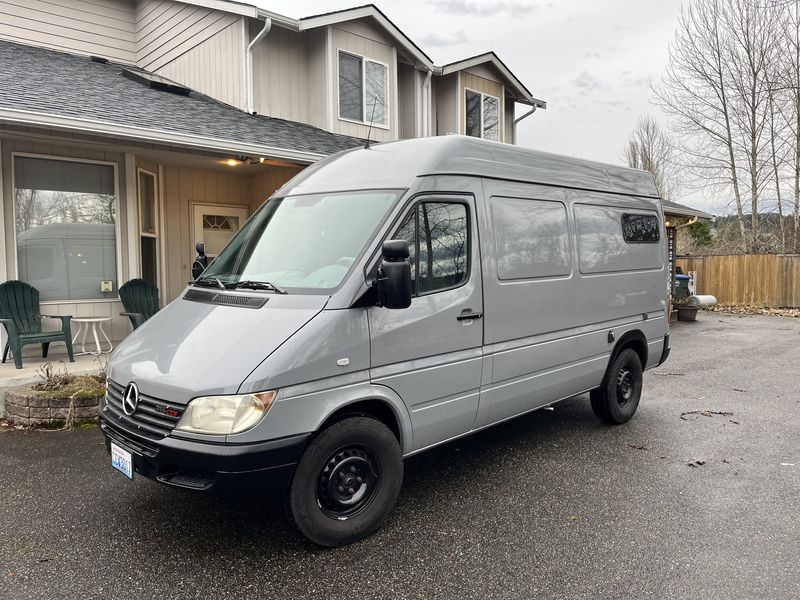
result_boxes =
[4,362,106,429]
[673,296,699,322]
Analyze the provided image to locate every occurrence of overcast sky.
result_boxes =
[254,0,716,212]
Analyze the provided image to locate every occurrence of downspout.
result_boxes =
[422,69,433,137]
[246,17,272,114]
[512,103,537,145]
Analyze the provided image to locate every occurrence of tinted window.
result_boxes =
[392,202,469,295]
[575,205,662,273]
[622,213,660,243]
[492,197,571,279]
[338,52,363,121]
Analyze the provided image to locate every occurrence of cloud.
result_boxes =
[418,30,469,47]
[433,0,537,17]
[571,70,606,93]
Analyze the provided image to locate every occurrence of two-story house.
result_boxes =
[0,0,545,352]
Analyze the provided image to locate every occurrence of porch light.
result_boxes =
[224,158,240,167]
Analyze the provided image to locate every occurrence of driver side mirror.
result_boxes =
[377,240,412,309]
[191,241,208,280]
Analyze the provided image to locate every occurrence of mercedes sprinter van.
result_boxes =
[100,136,670,546]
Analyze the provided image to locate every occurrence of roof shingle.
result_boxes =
[0,40,365,157]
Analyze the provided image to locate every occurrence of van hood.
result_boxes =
[107,290,328,405]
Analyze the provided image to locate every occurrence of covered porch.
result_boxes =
[0,127,307,375]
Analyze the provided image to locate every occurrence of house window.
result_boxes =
[338,50,388,127]
[393,202,469,296]
[465,89,500,141]
[14,156,117,301]
[137,169,159,288]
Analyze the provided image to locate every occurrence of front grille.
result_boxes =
[105,380,184,440]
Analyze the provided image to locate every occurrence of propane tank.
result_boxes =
[686,295,717,308]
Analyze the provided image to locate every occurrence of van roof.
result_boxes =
[279,135,660,199]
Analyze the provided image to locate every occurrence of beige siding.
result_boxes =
[0,0,136,63]
[251,24,310,123]
[460,72,505,141]
[156,20,245,109]
[504,99,515,144]
[331,24,396,142]
[434,74,458,136]
[250,166,302,212]
[306,29,329,129]
[0,136,131,345]
[160,165,250,301]
[397,62,417,139]
[464,64,503,83]
[135,0,239,72]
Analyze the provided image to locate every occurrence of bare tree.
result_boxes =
[624,115,680,201]
[654,0,781,252]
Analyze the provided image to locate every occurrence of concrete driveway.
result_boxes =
[1,313,799,600]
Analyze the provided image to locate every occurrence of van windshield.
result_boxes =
[199,190,401,293]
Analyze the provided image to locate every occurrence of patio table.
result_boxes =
[71,317,113,356]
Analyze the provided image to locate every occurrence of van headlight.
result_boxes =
[175,391,276,435]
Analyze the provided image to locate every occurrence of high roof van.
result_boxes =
[100,136,670,546]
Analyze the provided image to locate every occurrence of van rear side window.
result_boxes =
[574,205,662,274]
[491,197,571,280]
[622,214,660,243]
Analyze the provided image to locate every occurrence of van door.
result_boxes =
[369,196,483,452]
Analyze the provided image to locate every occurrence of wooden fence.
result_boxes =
[676,254,800,308]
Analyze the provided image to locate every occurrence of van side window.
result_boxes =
[575,205,663,273]
[622,214,660,243]
[491,197,571,280]
[393,202,469,296]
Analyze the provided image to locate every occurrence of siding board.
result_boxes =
[0,0,136,62]
[156,20,245,109]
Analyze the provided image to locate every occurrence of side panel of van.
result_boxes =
[474,181,667,429]
[369,193,484,452]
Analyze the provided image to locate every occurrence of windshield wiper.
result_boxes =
[192,276,226,289]
[230,280,287,294]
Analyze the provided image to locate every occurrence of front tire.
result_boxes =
[590,348,643,424]
[287,416,403,547]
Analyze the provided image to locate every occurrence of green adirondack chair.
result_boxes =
[119,279,160,329]
[0,280,75,369]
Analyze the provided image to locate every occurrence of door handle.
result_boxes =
[457,309,483,321]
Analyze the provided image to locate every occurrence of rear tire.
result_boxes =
[287,416,403,547]
[590,348,643,424]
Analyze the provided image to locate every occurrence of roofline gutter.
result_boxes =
[0,107,326,164]
[246,17,272,114]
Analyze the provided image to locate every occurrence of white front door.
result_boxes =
[191,204,250,262]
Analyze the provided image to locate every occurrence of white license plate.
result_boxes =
[111,442,134,480]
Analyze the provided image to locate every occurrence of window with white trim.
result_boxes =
[14,156,118,301]
[338,50,388,126]
[137,169,159,288]
[465,89,500,141]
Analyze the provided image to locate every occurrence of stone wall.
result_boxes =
[5,387,101,427]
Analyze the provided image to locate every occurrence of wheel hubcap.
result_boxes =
[616,367,635,406]
[317,447,378,519]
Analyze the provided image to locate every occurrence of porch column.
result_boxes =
[0,138,7,352]
[124,153,139,282]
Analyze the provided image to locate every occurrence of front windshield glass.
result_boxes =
[200,190,401,292]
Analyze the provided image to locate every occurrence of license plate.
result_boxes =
[111,442,134,480]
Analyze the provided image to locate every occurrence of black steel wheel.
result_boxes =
[590,348,643,424]
[287,416,402,547]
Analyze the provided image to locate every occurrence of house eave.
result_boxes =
[0,107,326,164]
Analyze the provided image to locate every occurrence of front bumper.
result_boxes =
[99,409,308,494]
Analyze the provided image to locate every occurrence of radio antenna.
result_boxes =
[364,94,378,149]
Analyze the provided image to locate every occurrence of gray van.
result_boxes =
[100,136,670,546]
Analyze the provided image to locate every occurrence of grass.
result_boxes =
[31,362,106,398]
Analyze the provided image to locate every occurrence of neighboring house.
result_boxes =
[0,0,545,352]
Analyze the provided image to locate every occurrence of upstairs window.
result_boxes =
[465,89,500,141]
[338,51,388,127]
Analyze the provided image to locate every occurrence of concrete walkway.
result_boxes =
[0,353,106,417]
